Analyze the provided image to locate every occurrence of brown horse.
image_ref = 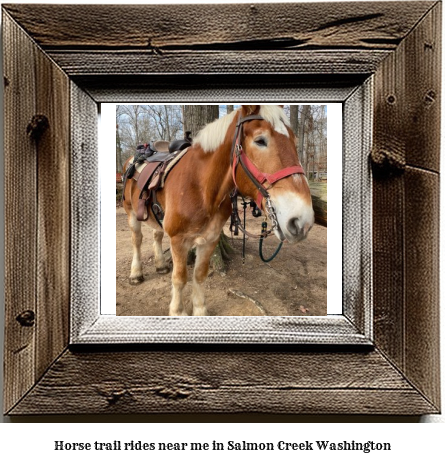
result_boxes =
[122,105,314,316]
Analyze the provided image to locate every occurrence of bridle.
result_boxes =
[229,113,306,240]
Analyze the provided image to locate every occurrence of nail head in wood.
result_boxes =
[26,114,49,140]
[16,310,35,327]
[424,90,436,106]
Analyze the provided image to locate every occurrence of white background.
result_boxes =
[0,0,444,462]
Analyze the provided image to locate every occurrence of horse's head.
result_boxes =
[235,105,314,243]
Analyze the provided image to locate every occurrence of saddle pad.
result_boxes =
[160,147,188,188]
[131,147,189,185]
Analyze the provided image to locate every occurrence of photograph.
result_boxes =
[114,104,329,317]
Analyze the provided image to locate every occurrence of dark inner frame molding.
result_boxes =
[2,2,440,416]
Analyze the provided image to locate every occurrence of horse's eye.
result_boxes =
[255,137,268,147]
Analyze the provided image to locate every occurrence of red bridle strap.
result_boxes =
[233,147,305,208]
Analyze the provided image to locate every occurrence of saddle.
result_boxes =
[123,137,191,225]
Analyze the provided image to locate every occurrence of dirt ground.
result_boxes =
[116,207,327,317]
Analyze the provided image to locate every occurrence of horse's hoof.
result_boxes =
[169,307,189,317]
[156,266,170,274]
[169,312,188,317]
[129,275,144,285]
[193,307,208,317]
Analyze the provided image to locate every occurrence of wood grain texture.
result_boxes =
[35,37,71,382]
[3,11,72,412]
[404,2,441,172]
[46,50,390,76]
[2,2,433,81]
[8,349,438,415]
[372,33,406,368]
[372,3,441,411]
[404,168,440,407]
[372,176,405,367]
[2,2,435,50]
[372,2,441,172]
[3,12,38,414]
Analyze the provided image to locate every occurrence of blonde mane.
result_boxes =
[194,105,290,153]
[193,109,238,153]
[259,105,290,137]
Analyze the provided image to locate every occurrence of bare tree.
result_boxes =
[144,105,182,141]
[116,105,184,172]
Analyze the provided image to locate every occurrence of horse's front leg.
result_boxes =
[191,238,219,316]
[169,235,190,316]
[127,211,144,284]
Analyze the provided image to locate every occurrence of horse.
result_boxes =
[122,105,314,316]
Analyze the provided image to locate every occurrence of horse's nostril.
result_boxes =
[287,218,300,236]
[287,217,312,239]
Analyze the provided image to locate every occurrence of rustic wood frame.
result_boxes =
[2,2,441,415]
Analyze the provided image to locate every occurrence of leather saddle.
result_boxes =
[122,137,192,224]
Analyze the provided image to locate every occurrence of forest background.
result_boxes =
[116,105,327,181]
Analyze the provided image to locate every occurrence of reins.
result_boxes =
[229,112,305,263]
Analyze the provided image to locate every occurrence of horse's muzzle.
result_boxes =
[270,191,315,243]
[286,214,314,242]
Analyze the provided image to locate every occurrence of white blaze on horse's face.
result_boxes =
[269,177,315,244]
[244,110,314,244]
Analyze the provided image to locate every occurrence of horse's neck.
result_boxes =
[192,139,234,208]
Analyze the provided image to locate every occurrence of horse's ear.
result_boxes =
[241,105,260,116]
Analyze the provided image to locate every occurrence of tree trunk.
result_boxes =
[115,105,125,172]
[290,105,299,135]
[183,105,219,139]
[182,105,233,273]
[163,105,171,140]
[133,104,140,145]
[226,105,234,114]
[305,106,314,176]
[298,105,310,172]
[116,123,122,172]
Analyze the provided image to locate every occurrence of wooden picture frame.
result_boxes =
[2,2,441,415]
